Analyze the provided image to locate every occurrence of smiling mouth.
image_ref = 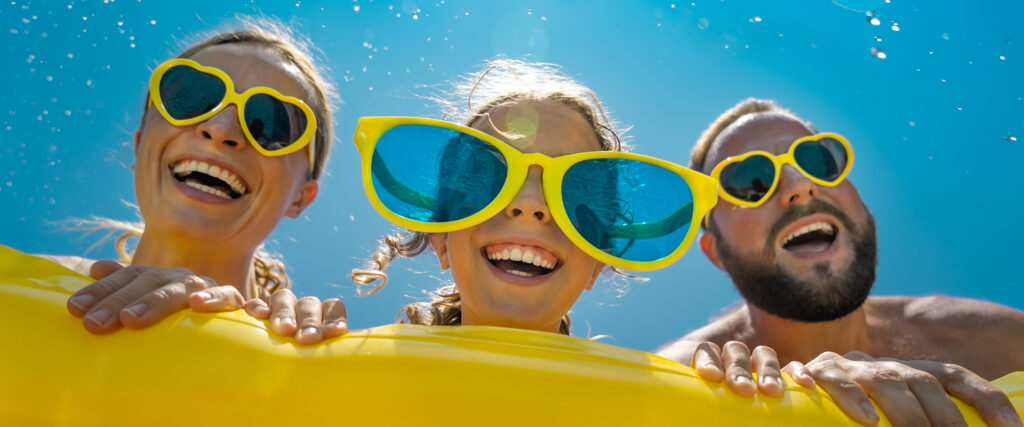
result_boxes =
[170,160,249,200]
[781,221,838,255]
[483,243,560,278]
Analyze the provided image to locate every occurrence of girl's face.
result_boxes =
[431,99,605,333]
[133,43,318,250]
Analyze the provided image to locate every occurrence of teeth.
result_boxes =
[522,250,535,264]
[485,245,557,271]
[501,249,510,260]
[782,222,835,246]
[183,180,232,200]
[172,159,248,195]
[504,269,534,277]
[509,248,523,262]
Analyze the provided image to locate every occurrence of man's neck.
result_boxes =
[746,304,876,363]
[131,231,256,298]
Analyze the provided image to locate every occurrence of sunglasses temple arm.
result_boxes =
[370,151,437,211]
[603,203,695,239]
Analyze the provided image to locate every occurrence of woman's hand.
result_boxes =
[66,265,223,334]
[783,351,1022,427]
[191,288,349,345]
[690,341,786,398]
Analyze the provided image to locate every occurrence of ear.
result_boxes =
[429,233,450,270]
[700,232,725,271]
[585,263,605,291]
[285,180,319,219]
[133,127,142,152]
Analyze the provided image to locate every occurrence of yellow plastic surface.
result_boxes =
[0,244,1021,426]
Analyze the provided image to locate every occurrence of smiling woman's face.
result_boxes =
[133,43,318,250]
[430,99,605,333]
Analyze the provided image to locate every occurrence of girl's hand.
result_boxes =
[66,265,222,334]
[192,288,348,345]
[690,340,786,398]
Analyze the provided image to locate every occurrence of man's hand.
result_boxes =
[690,341,786,398]
[67,265,221,334]
[783,351,1023,427]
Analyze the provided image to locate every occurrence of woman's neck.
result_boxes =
[131,231,256,298]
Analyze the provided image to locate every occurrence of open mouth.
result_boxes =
[170,159,249,200]
[781,221,838,255]
[483,243,560,278]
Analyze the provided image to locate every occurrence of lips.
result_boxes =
[169,159,249,200]
[483,242,560,278]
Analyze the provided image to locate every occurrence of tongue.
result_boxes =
[784,239,832,255]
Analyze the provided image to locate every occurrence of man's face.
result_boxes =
[702,114,877,322]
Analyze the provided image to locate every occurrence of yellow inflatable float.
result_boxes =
[0,244,1021,426]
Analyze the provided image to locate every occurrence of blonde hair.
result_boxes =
[352,58,629,335]
[85,17,338,295]
[690,98,814,173]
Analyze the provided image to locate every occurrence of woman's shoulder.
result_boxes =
[35,254,123,279]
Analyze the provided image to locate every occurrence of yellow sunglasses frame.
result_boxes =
[709,132,854,208]
[148,58,318,173]
[353,116,720,271]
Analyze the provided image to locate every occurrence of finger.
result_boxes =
[67,265,145,316]
[852,366,928,427]
[782,361,817,389]
[294,296,323,345]
[89,260,124,280]
[321,298,348,339]
[80,267,200,333]
[268,289,298,337]
[917,362,1022,427]
[721,341,755,397]
[118,275,212,329]
[900,367,967,427]
[188,285,245,312]
[690,342,725,383]
[244,298,272,319]
[810,366,880,425]
[750,346,784,398]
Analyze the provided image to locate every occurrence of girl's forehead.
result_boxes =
[188,43,311,100]
[473,99,602,156]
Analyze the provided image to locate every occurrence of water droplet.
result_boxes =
[874,36,882,42]
[871,46,886,59]
[527,9,532,15]
[66,53,73,59]
[413,14,418,20]
[1007,135,1018,142]
[540,16,546,21]
[956,106,963,111]
[149,19,156,25]
[25,54,34,63]
[353,5,359,11]
[777,32,784,37]
[909,121,916,127]
[890,21,900,31]
[941,32,950,40]
[750,16,762,22]
[999,55,1006,60]
[117,21,123,26]
[697,17,709,29]
[45,76,53,81]
[866,11,880,26]
[64,110,71,116]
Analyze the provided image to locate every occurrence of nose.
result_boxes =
[777,164,818,206]
[195,105,245,150]
[504,166,552,223]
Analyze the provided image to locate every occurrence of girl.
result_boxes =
[59,17,347,343]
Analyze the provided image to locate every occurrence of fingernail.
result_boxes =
[302,327,318,337]
[762,375,779,386]
[1004,406,1023,427]
[69,294,95,311]
[328,321,347,330]
[85,308,112,327]
[860,400,879,422]
[195,291,212,300]
[733,375,752,385]
[123,303,147,318]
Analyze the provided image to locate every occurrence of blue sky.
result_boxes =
[1,0,1021,351]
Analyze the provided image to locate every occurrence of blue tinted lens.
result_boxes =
[159,66,225,120]
[794,138,847,181]
[562,159,695,263]
[720,155,774,202]
[244,94,308,151]
[371,124,508,223]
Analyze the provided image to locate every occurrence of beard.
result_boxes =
[711,199,878,323]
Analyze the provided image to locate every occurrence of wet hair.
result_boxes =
[351,58,629,335]
[102,17,338,295]
[689,98,814,173]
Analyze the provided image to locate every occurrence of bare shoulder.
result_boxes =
[655,304,752,364]
[869,295,1024,326]
[35,254,97,277]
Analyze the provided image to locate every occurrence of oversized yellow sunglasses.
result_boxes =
[353,116,719,271]
[148,58,317,173]
[710,133,854,208]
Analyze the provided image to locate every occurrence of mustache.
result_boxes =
[767,199,856,248]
